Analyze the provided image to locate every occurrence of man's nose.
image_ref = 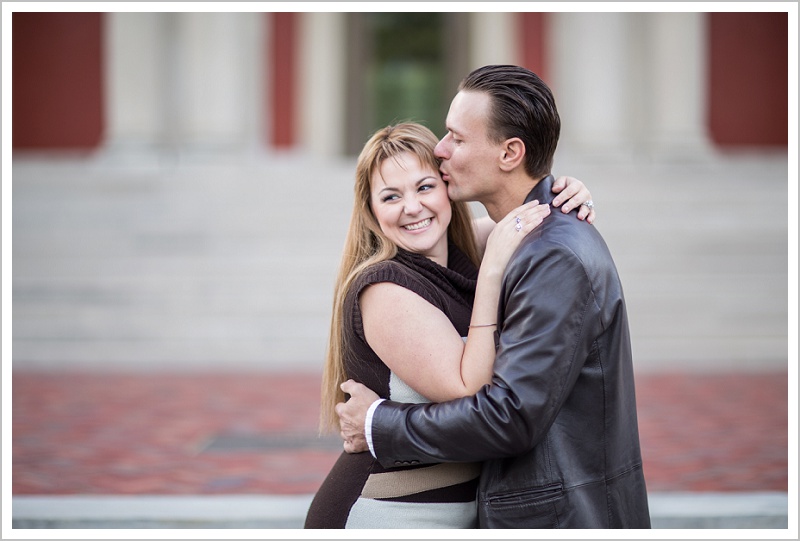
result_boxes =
[434,136,448,160]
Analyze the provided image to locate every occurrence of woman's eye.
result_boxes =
[419,184,434,192]
[382,194,399,203]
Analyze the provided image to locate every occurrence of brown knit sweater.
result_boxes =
[343,241,479,399]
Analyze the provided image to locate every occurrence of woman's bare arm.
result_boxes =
[361,202,549,402]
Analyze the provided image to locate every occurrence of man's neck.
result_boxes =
[483,174,545,222]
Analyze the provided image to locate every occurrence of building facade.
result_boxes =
[12,11,789,160]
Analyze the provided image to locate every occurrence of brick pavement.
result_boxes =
[11,370,789,496]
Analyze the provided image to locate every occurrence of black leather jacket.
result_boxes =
[371,176,651,528]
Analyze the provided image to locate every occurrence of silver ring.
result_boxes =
[582,200,594,210]
[515,216,522,232]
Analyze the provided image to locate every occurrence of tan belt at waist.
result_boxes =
[361,462,481,499]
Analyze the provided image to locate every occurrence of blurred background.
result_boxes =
[6,7,795,531]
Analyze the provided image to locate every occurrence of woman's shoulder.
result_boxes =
[357,259,406,282]
[354,258,428,294]
[350,256,451,309]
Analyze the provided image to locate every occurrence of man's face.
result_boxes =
[435,90,501,204]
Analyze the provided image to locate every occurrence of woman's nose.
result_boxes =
[404,195,422,215]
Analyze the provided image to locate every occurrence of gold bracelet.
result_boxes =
[468,323,497,328]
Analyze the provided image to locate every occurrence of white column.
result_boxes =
[468,12,519,70]
[173,13,262,154]
[103,12,168,155]
[104,13,264,160]
[645,12,712,159]
[550,12,636,161]
[238,13,266,155]
[297,12,346,158]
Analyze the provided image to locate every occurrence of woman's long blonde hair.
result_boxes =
[319,122,481,433]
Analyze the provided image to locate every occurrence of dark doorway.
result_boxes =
[345,12,469,155]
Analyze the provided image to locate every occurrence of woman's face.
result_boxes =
[370,151,452,266]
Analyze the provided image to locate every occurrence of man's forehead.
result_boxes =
[447,90,489,132]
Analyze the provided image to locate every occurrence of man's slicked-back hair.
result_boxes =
[459,65,560,179]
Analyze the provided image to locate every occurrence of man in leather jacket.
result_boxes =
[337,65,651,528]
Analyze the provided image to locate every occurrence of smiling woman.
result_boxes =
[369,152,452,266]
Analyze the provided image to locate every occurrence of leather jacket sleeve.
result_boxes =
[371,232,605,467]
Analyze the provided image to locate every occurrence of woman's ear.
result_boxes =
[499,137,525,172]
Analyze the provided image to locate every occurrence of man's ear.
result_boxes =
[499,137,525,172]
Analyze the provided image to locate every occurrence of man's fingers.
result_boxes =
[343,438,368,454]
[335,402,346,416]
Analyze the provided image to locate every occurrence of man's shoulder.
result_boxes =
[524,209,600,249]
[514,211,615,270]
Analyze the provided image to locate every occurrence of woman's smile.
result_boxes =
[403,217,433,231]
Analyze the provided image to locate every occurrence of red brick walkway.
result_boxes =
[11,371,789,495]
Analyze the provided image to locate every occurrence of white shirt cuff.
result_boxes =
[365,398,386,459]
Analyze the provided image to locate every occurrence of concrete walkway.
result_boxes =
[10,492,790,529]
